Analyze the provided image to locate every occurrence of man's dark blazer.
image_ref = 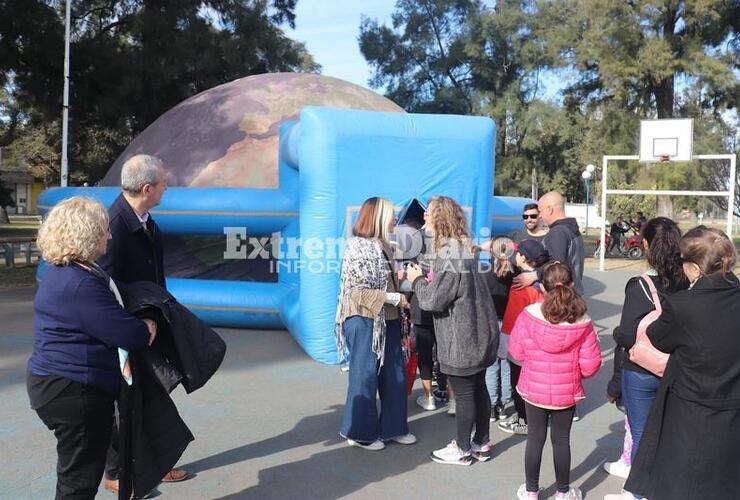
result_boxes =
[98,193,165,287]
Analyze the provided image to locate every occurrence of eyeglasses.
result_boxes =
[522,214,539,220]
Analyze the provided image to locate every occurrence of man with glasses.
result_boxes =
[511,203,549,244]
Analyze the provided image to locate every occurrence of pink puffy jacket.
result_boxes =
[509,304,602,408]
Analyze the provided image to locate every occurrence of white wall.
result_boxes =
[565,202,605,231]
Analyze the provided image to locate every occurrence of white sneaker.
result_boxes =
[447,398,456,416]
[416,394,437,411]
[430,440,473,466]
[554,487,582,500]
[516,483,539,499]
[603,458,631,479]
[347,438,385,451]
[388,433,417,445]
[470,441,493,462]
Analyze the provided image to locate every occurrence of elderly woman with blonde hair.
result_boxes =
[26,197,156,500]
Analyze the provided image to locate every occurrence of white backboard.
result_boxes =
[639,118,693,162]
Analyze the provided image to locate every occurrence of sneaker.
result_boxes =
[603,458,631,479]
[511,420,528,435]
[347,438,385,451]
[499,416,527,435]
[555,487,582,500]
[416,395,437,411]
[388,433,417,445]
[572,407,580,422]
[447,399,456,416]
[433,388,448,402]
[516,483,539,499]
[470,441,493,462]
[430,440,473,466]
[490,403,502,422]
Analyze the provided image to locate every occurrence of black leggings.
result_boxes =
[414,323,435,380]
[447,371,490,452]
[524,402,575,494]
[510,362,527,423]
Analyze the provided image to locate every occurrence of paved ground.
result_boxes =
[1,267,638,499]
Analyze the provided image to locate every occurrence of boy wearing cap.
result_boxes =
[498,239,551,435]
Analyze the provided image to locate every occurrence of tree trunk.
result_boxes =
[654,76,675,218]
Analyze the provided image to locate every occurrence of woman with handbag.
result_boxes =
[620,226,740,500]
[335,197,416,451]
[608,218,687,500]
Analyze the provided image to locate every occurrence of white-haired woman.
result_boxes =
[27,197,156,500]
[336,196,416,450]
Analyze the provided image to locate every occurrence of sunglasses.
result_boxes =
[522,214,539,220]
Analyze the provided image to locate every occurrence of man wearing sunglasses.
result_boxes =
[510,203,549,244]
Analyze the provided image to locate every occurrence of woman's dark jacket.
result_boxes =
[117,281,227,499]
[27,264,150,395]
[613,275,684,376]
[625,273,740,500]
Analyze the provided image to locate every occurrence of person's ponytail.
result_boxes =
[541,263,587,324]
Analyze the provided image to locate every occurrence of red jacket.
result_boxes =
[509,304,602,408]
[501,285,543,334]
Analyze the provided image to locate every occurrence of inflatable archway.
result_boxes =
[38,77,532,364]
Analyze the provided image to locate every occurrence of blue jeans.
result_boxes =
[340,317,409,443]
[622,368,661,462]
[485,358,511,406]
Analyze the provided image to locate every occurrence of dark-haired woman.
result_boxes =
[612,218,688,479]
[509,262,602,500]
[620,227,740,500]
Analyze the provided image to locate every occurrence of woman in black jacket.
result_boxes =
[622,227,740,500]
[611,218,687,487]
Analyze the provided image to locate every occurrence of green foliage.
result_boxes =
[0,0,319,183]
[360,0,738,215]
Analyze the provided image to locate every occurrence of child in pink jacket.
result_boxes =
[509,263,602,500]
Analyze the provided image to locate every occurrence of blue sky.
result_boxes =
[289,0,397,90]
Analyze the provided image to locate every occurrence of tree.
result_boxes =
[359,0,483,114]
[534,0,739,216]
[0,176,14,223]
[0,0,319,182]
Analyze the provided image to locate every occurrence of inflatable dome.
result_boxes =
[102,73,404,188]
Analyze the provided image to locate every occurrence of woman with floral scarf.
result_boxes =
[336,197,416,451]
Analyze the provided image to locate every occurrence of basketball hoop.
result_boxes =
[659,154,670,163]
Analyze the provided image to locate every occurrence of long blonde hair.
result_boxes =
[427,196,470,250]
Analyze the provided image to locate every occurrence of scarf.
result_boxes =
[335,237,389,366]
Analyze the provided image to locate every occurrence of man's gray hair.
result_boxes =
[121,154,164,193]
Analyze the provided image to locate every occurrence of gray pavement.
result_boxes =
[1,267,636,499]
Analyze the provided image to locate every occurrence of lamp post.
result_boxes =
[582,164,596,235]
[60,0,71,187]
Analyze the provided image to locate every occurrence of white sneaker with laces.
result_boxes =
[416,394,437,411]
[430,440,473,466]
[346,438,385,451]
[554,486,582,500]
[603,458,631,479]
[388,433,417,445]
[470,441,493,462]
[516,483,539,499]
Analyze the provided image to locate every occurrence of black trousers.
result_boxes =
[524,402,575,493]
[510,362,527,422]
[104,412,120,480]
[447,371,490,452]
[414,323,446,390]
[33,381,115,500]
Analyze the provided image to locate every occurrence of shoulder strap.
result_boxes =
[640,273,662,314]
